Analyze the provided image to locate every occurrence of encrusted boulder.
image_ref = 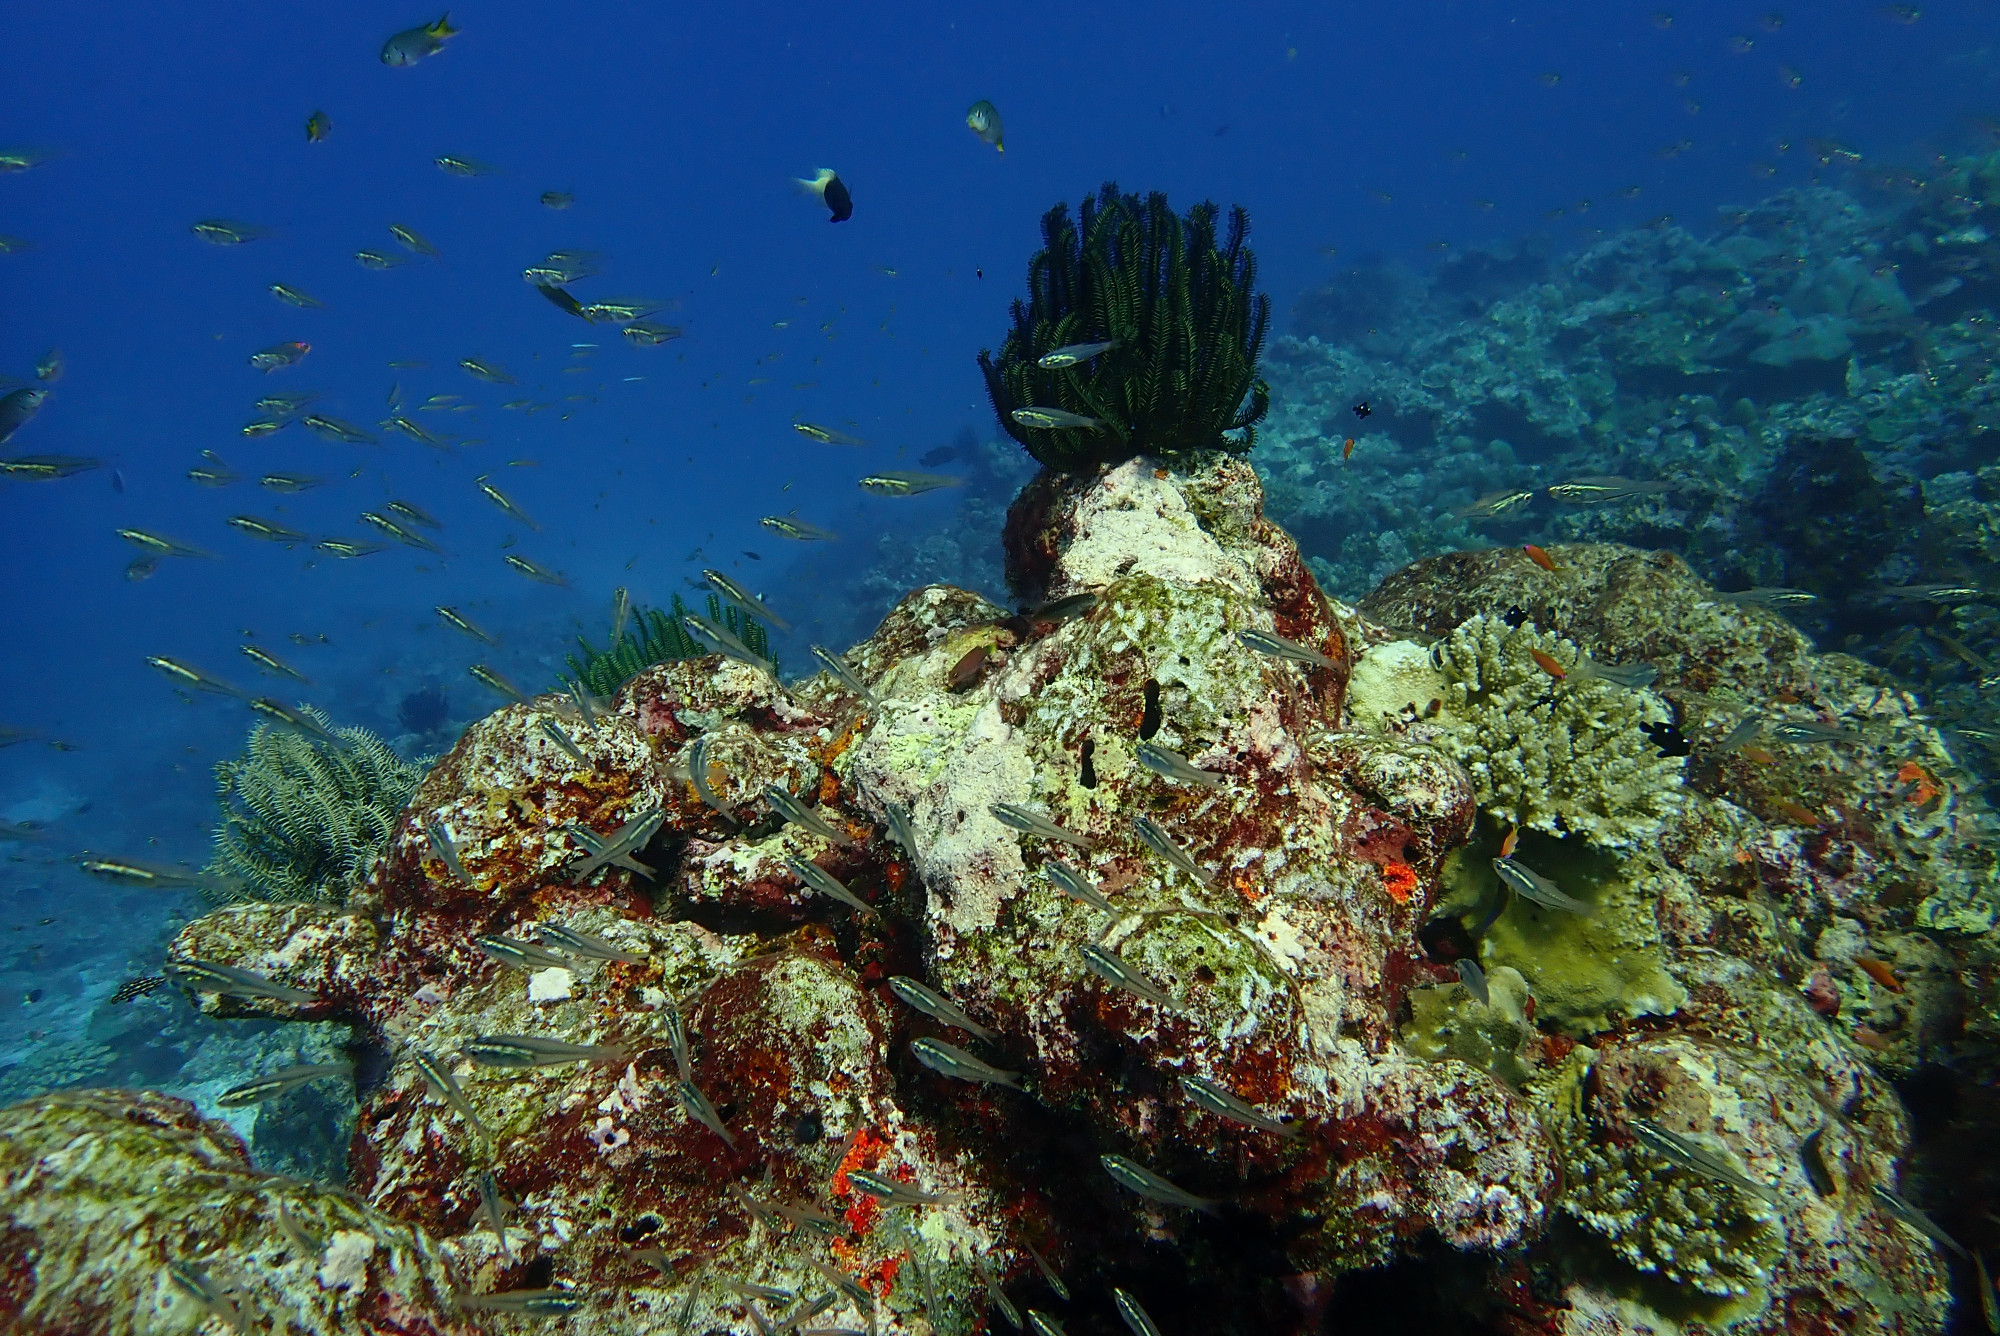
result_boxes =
[1355,539,1991,1333]
[0,1088,467,1335]
[138,472,1992,1335]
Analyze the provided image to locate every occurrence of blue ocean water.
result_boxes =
[0,0,1994,1200]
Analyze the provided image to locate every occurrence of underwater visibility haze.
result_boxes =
[6,2,2000,1332]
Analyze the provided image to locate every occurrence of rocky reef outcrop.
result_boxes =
[19,458,1996,1334]
[1261,149,2000,814]
[0,1088,467,1334]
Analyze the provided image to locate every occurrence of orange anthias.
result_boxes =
[1523,544,1559,572]
[1498,825,1520,859]
[1854,956,1904,992]
[1772,797,1823,828]
[1895,761,1941,805]
[1529,648,1568,679]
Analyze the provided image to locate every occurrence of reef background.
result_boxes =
[5,2,2000,1332]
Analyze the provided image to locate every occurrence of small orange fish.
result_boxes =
[1529,648,1568,679]
[1894,761,1940,805]
[1343,436,1356,460]
[1772,797,1823,827]
[1523,544,1558,572]
[1740,745,1779,765]
[1853,956,1903,992]
[1498,825,1520,858]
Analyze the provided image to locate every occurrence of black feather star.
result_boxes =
[977,182,1271,474]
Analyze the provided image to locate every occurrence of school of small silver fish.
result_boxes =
[6,7,1995,1334]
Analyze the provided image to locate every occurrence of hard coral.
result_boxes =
[1532,1045,1788,1303]
[1430,614,1684,848]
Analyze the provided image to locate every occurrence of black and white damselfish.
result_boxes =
[797,168,853,223]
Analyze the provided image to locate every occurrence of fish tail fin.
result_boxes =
[795,169,834,195]
[430,13,458,36]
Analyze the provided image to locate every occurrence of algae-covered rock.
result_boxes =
[0,1088,468,1335]
[166,900,378,1019]
[144,470,1987,1336]
[1344,636,1448,728]
[375,694,669,920]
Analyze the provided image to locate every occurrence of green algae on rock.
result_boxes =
[0,1088,468,1335]
[1435,832,1687,1036]
[1398,963,1536,1085]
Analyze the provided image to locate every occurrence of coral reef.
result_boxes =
[1258,147,2000,798]
[0,1088,466,1334]
[35,465,1994,1334]
[568,593,773,698]
[1425,613,1684,848]
[205,709,425,904]
[979,183,1271,472]
[397,684,451,738]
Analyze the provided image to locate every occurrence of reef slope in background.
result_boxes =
[1262,150,2000,805]
[6,458,1995,1335]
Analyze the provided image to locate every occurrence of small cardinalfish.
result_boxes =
[1455,489,1535,521]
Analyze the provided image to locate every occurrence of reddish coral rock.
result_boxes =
[143,462,1979,1336]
